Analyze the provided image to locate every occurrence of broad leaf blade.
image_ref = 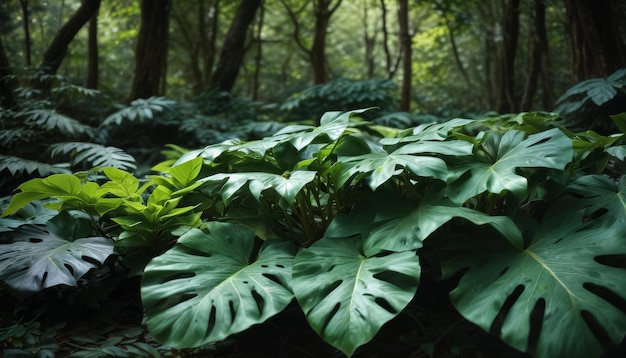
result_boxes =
[0,220,113,294]
[448,128,572,203]
[292,236,420,356]
[442,202,626,357]
[141,222,296,348]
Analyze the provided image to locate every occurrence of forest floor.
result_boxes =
[1,273,532,358]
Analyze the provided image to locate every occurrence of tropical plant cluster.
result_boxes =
[1,106,625,357]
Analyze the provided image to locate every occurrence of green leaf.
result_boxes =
[169,157,203,188]
[441,203,626,357]
[0,213,113,294]
[610,113,626,134]
[292,236,420,356]
[141,222,296,348]
[566,175,626,223]
[325,188,523,255]
[587,80,617,106]
[202,171,317,205]
[448,128,572,203]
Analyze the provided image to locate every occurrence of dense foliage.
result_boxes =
[1,106,625,357]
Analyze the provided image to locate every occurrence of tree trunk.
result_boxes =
[19,0,31,66]
[281,0,341,85]
[565,0,626,83]
[398,0,411,111]
[34,0,101,89]
[496,0,520,113]
[252,3,264,100]
[202,0,220,86]
[211,0,261,92]
[129,0,172,100]
[0,36,17,109]
[85,10,99,89]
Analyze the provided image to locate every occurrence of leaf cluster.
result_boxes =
[1,109,626,357]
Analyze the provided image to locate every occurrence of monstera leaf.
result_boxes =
[325,187,523,255]
[448,128,572,203]
[441,199,626,357]
[201,171,317,205]
[141,221,296,348]
[0,211,113,294]
[292,235,421,356]
[566,174,626,223]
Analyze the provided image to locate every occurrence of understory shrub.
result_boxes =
[1,109,626,357]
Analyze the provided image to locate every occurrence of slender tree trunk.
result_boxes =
[496,0,520,113]
[129,0,172,100]
[444,17,471,91]
[202,0,220,86]
[362,1,376,79]
[521,0,553,111]
[380,0,400,80]
[565,0,626,83]
[85,10,99,89]
[34,0,101,90]
[252,3,264,100]
[211,0,261,92]
[398,0,411,111]
[0,37,17,109]
[19,0,31,66]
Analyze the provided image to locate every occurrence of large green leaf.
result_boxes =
[566,174,626,223]
[141,222,296,348]
[339,150,448,190]
[201,170,317,205]
[292,236,421,356]
[448,128,572,203]
[325,188,523,255]
[0,212,113,294]
[441,202,626,357]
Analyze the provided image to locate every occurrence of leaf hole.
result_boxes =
[320,302,341,336]
[163,272,196,283]
[229,300,237,321]
[584,282,626,315]
[81,255,102,267]
[594,255,626,269]
[497,267,509,278]
[553,238,563,245]
[373,270,419,291]
[588,208,609,221]
[29,238,43,243]
[527,298,545,354]
[207,305,217,334]
[251,289,265,315]
[261,273,283,286]
[41,272,48,287]
[374,296,397,314]
[64,264,75,275]
[275,264,285,268]
[580,310,616,354]
[490,284,525,337]
[318,280,343,299]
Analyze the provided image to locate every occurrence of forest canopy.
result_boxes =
[1,0,624,116]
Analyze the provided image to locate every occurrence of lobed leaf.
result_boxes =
[141,222,296,348]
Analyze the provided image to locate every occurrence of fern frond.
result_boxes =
[51,83,102,97]
[25,109,94,137]
[103,96,178,126]
[51,142,137,171]
[0,128,37,147]
[0,155,71,176]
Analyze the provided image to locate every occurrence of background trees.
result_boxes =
[0,0,624,114]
